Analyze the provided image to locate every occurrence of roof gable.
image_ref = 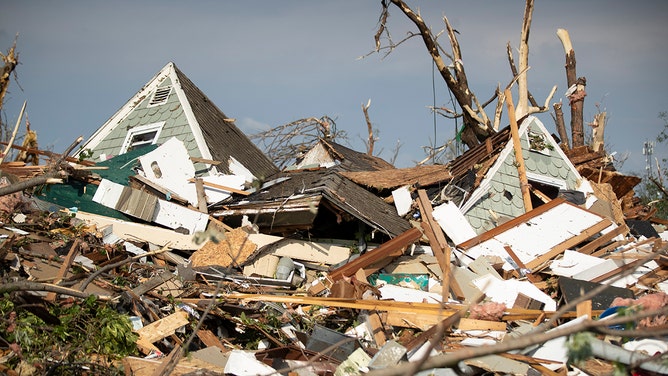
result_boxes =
[461,116,583,233]
[76,62,277,180]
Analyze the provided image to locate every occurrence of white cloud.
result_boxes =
[237,117,271,134]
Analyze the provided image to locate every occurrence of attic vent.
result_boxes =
[148,86,172,107]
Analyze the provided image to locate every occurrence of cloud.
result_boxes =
[237,117,271,134]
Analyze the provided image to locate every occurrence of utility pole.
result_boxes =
[643,140,654,178]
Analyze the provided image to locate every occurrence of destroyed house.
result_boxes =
[344,116,584,236]
[74,62,278,182]
[211,140,410,240]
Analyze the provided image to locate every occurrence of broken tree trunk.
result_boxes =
[386,0,494,148]
[552,102,570,150]
[557,28,586,148]
[591,111,606,153]
[0,37,18,112]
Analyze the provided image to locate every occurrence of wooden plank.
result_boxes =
[503,245,541,283]
[525,218,612,270]
[189,156,221,165]
[590,238,630,257]
[194,178,208,213]
[577,223,628,255]
[367,311,387,347]
[136,310,189,354]
[214,293,457,316]
[457,318,506,331]
[458,198,566,250]
[505,88,533,212]
[383,311,451,331]
[196,330,228,352]
[417,189,452,301]
[327,227,422,282]
[46,240,81,302]
[576,300,592,318]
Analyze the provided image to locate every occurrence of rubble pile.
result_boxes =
[0,130,666,376]
[0,62,666,375]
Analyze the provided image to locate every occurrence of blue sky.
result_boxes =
[1,1,667,176]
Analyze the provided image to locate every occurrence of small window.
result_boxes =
[120,122,164,154]
[148,86,172,107]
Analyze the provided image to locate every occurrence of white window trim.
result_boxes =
[120,122,165,154]
[526,171,567,189]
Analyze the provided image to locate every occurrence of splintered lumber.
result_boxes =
[505,88,533,212]
[327,227,422,282]
[46,239,81,302]
[416,189,452,300]
[577,223,629,255]
[214,294,457,317]
[136,310,189,355]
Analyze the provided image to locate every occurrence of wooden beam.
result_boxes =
[416,189,452,300]
[505,88,533,212]
[327,227,423,283]
[503,245,541,283]
[577,223,628,255]
[46,240,81,301]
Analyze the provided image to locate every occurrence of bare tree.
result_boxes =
[250,116,346,170]
[373,0,495,149]
[373,0,555,151]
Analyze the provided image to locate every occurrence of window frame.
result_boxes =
[120,122,165,154]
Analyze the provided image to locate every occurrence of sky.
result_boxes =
[1,0,667,177]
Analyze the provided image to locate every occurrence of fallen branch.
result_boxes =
[0,281,111,300]
[0,136,83,197]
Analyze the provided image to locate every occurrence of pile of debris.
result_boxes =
[1,62,667,375]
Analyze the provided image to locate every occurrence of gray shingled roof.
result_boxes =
[174,65,278,180]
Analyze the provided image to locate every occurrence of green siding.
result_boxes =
[464,118,579,234]
[90,78,203,163]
